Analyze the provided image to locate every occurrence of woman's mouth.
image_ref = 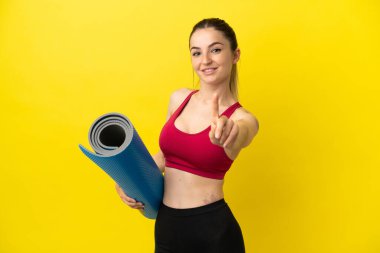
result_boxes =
[202,67,218,75]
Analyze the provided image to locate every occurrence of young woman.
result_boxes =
[115,18,259,253]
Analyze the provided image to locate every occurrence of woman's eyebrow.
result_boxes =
[190,42,224,51]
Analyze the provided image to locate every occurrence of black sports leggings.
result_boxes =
[154,199,245,253]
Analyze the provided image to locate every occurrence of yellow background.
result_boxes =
[1,0,379,252]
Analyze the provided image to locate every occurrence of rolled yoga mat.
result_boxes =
[79,112,164,219]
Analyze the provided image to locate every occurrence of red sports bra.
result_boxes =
[159,90,242,180]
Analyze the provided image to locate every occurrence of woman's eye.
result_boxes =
[211,48,221,53]
[192,52,201,56]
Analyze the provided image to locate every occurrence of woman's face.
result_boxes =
[189,27,239,87]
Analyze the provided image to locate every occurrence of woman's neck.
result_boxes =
[195,82,236,106]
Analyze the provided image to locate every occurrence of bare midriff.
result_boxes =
[163,167,224,209]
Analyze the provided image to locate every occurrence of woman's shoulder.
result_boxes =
[169,88,194,103]
[168,88,195,113]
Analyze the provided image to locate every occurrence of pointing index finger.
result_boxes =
[212,93,219,119]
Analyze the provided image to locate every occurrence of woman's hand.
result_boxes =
[209,94,239,148]
[209,93,260,160]
[115,183,145,211]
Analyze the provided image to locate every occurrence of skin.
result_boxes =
[115,27,259,210]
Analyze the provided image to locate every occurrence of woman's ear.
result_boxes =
[233,48,241,64]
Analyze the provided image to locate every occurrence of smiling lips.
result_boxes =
[202,67,218,75]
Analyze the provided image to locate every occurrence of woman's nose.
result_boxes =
[201,52,212,64]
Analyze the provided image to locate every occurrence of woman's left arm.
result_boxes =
[210,109,259,159]
[229,111,259,149]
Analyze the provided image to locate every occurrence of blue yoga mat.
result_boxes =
[79,113,164,219]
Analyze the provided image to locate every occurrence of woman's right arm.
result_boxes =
[153,149,166,173]
[115,88,192,210]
